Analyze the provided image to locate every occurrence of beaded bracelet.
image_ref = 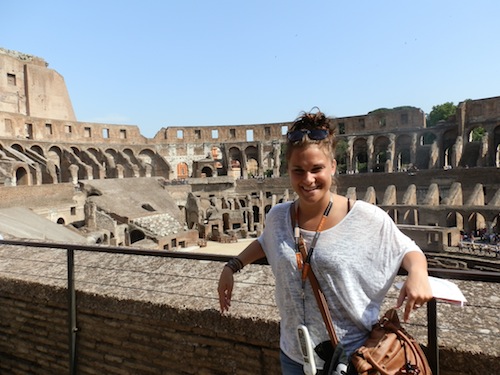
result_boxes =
[225,257,244,273]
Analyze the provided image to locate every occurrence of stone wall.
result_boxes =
[0,242,498,375]
[0,183,86,224]
[0,48,76,121]
[0,279,280,375]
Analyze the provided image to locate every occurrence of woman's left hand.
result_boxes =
[397,252,433,322]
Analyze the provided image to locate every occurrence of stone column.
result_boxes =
[346,137,354,174]
[435,133,443,167]
[452,136,463,168]
[69,164,79,185]
[410,133,418,167]
[478,132,489,167]
[241,151,248,179]
[367,136,374,172]
[386,134,396,173]
[257,142,264,177]
[272,141,281,177]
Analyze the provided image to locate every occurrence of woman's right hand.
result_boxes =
[217,266,234,313]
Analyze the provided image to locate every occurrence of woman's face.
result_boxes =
[287,144,336,205]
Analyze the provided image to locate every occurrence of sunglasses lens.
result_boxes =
[287,130,306,142]
[287,129,328,142]
[308,129,328,140]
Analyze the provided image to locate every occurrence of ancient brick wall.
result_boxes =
[0,278,281,375]
[0,241,498,375]
[0,48,76,121]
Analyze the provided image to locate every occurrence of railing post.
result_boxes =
[427,298,439,375]
[68,249,77,375]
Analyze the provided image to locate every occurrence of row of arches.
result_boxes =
[335,124,500,174]
[0,142,172,185]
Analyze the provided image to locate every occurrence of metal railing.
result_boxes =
[1,238,499,375]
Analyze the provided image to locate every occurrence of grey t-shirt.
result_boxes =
[258,200,421,367]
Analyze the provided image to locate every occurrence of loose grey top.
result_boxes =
[258,200,420,368]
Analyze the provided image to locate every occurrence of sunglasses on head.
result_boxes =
[287,128,329,143]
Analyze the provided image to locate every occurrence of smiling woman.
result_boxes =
[217,108,432,375]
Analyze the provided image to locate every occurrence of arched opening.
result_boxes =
[15,167,29,185]
[201,166,213,177]
[130,229,146,244]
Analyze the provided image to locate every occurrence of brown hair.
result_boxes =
[285,108,337,161]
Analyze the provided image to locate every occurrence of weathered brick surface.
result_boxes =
[0,243,498,374]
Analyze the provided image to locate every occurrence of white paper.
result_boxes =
[395,276,467,306]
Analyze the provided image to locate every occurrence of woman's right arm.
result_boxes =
[217,240,266,313]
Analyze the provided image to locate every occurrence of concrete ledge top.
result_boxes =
[0,242,498,360]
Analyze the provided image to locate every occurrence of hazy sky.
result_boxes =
[2,1,500,138]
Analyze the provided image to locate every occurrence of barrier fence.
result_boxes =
[1,239,499,375]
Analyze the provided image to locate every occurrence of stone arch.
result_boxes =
[467,212,486,234]
[229,147,243,178]
[123,148,145,176]
[138,148,170,178]
[129,229,146,244]
[30,145,44,156]
[402,208,418,225]
[373,135,390,172]
[335,138,348,174]
[245,146,259,177]
[460,125,487,168]
[446,211,463,229]
[11,143,25,153]
[201,166,213,177]
[29,144,50,182]
[352,138,368,173]
[264,204,272,215]
[252,205,260,225]
[177,162,189,179]
[467,125,486,143]
[492,214,500,235]
[420,132,436,146]
[15,165,29,185]
[105,148,135,178]
[395,134,412,171]
[72,146,101,180]
[442,129,458,168]
[68,146,89,181]
[47,146,63,183]
[493,125,500,167]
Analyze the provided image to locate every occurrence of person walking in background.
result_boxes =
[217,108,432,374]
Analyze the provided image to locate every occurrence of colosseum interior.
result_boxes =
[0,46,499,254]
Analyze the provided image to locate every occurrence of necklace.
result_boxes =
[294,196,333,284]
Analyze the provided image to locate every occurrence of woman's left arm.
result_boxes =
[396,251,433,322]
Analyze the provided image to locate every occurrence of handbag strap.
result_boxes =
[298,236,339,346]
[294,198,352,348]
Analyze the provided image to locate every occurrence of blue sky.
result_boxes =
[2,1,500,138]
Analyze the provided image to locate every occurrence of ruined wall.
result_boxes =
[0,48,76,121]
[0,279,280,375]
[0,183,86,224]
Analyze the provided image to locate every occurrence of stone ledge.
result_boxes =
[0,243,498,374]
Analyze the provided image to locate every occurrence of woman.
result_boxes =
[217,109,432,374]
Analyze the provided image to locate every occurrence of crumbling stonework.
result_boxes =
[1,48,499,251]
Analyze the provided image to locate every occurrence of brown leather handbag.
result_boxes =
[300,237,432,375]
[351,308,432,375]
